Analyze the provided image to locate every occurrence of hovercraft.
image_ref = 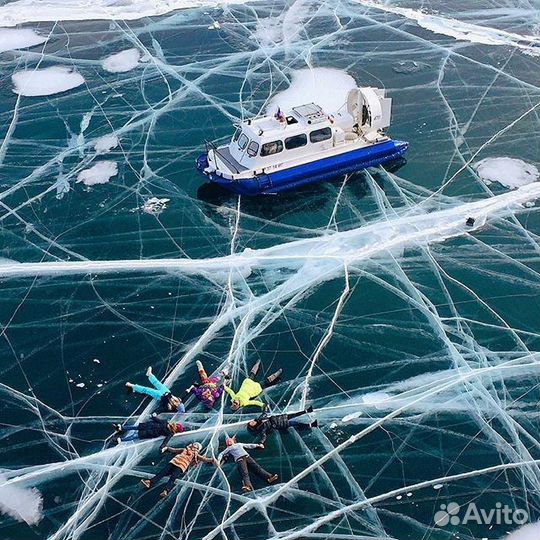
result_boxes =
[196,87,408,195]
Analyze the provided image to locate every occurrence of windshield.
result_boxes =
[237,133,249,150]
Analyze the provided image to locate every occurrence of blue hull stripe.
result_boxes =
[196,139,409,195]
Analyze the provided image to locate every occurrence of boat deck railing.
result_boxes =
[204,140,242,175]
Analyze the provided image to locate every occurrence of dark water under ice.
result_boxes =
[0,1,539,539]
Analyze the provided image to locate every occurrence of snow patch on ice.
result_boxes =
[77,161,117,186]
[102,48,141,73]
[267,67,357,116]
[503,522,540,540]
[475,157,539,189]
[0,28,47,53]
[0,0,249,26]
[0,475,43,525]
[94,134,119,154]
[12,66,84,97]
[356,0,540,55]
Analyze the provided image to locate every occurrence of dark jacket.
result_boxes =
[137,417,174,449]
[253,413,290,444]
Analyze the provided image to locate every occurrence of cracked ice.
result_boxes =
[0,0,538,539]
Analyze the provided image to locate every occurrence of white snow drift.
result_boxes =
[504,522,540,540]
[94,134,119,154]
[0,475,43,525]
[11,66,84,97]
[475,157,539,189]
[77,161,117,186]
[0,28,47,53]
[267,68,357,116]
[101,48,141,73]
[0,0,248,26]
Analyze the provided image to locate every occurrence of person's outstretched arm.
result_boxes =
[217,448,229,463]
[241,443,261,450]
[245,399,265,408]
[160,433,173,450]
[259,430,268,446]
[223,386,236,400]
[197,453,216,465]
[163,446,184,455]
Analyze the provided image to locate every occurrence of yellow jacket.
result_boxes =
[224,378,264,408]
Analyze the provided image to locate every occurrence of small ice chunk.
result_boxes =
[433,483,444,489]
[94,134,119,154]
[75,382,85,388]
[0,28,47,53]
[92,358,100,364]
[341,411,363,423]
[77,161,117,186]
[12,66,84,97]
[362,392,391,408]
[142,197,170,215]
[97,383,103,388]
[392,60,430,74]
[475,157,539,189]
[396,495,402,500]
[102,48,141,73]
[406,492,413,497]
[208,21,221,30]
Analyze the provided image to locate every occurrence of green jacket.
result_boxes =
[224,378,264,408]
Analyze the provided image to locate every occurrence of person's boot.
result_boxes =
[265,368,282,386]
[249,360,261,379]
[267,474,279,484]
[306,405,314,414]
[159,489,169,498]
[146,366,152,377]
[125,382,134,394]
[140,479,151,489]
[311,420,318,428]
[196,360,203,371]
[242,484,253,492]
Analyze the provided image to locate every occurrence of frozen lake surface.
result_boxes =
[0,0,539,539]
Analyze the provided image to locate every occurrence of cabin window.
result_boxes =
[310,127,332,143]
[261,140,283,156]
[238,133,249,150]
[247,141,259,157]
[232,128,241,142]
[285,133,307,150]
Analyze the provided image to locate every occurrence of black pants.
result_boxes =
[249,360,281,389]
[149,463,183,492]
[236,456,271,489]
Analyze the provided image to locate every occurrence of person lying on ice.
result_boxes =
[224,360,282,411]
[217,436,278,492]
[125,367,185,413]
[184,360,226,409]
[113,413,184,449]
[246,406,317,445]
[141,442,215,498]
